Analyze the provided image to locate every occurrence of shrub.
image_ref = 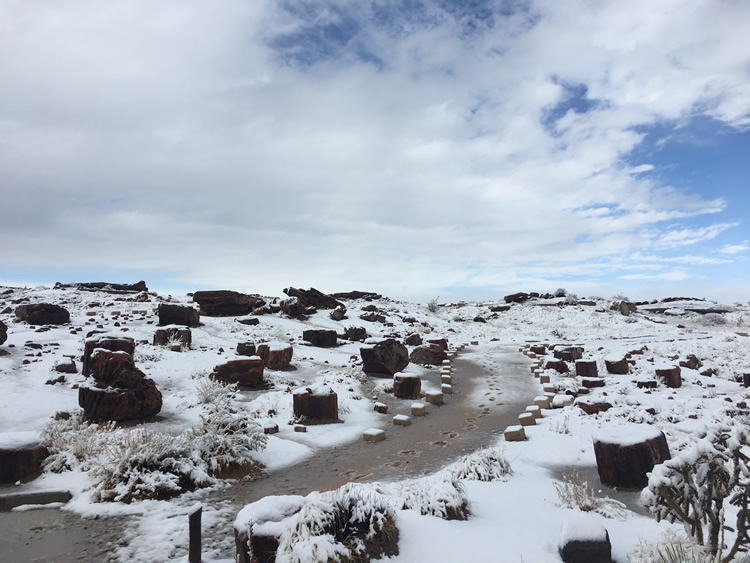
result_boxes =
[554,467,627,519]
[641,425,750,562]
[450,447,513,482]
[427,297,440,313]
[555,288,567,297]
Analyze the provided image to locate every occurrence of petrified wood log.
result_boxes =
[604,358,629,375]
[157,303,200,327]
[575,360,598,378]
[211,359,264,388]
[15,303,70,325]
[256,343,293,370]
[0,434,49,483]
[192,290,266,317]
[302,329,337,348]
[293,386,339,421]
[393,374,421,399]
[82,336,135,377]
[655,366,682,388]
[283,287,343,310]
[593,425,670,489]
[409,344,447,366]
[360,339,409,376]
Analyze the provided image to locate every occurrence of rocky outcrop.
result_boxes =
[210,359,264,388]
[360,339,409,377]
[82,335,136,377]
[283,287,342,310]
[409,344,447,366]
[302,329,338,348]
[15,303,70,325]
[192,290,266,317]
[78,349,162,421]
[257,343,293,370]
[157,304,200,327]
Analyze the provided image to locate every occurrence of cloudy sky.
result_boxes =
[1,0,749,303]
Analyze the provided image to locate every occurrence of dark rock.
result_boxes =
[554,347,584,361]
[530,345,546,356]
[0,320,6,345]
[427,338,448,351]
[504,292,529,304]
[581,378,605,388]
[393,374,421,399]
[576,360,598,378]
[293,386,338,421]
[577,402,613,415]
[283,287,342,310]
[404,333,423,346]
[153,328,191,350]
[594,428,670,489]
[236,342,257,357]
[473,316,487,323]
[46,375,66,385]
[329,306,347,321]
[361,339,409,376]
[605,358,629,375]
[257,343,293,370]
[489,305,511,312]
[280,297,306,318]
[655,366,682,388]
[0,439,49,483]
[54,281,148,293]
[345,326,368,341]
[54,358,77,374]
[409,344,447,366]
[82,336,135,377]
[545,360,569,373]
[192,290,266,317]
[403,317,417,324]
[157,304,200,327]
[362,304,379,312]
[559,524,611,563]
[15,303,70,325]
[679,355,701,370]
[302,329,338,348]
[637,380,658,389]
[210,359,264,388]
[237,318,260,326]
[360,312,386,323]
[700,368,716,377]
[330,290,382,300]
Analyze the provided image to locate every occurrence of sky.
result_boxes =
[1,0,749,304]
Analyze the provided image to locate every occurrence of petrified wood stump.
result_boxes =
[293,386,339,421]
[575,360,598,378]
[593,425,670,489]
[0,434,49,483]
[157,303,200,327]
[211,359,264,388]
[604,358,629,375]
[82,335,135,376]
[655,366,682,388]
[393,374,421,399]
[302,329,338,348]
[256,343,293,370]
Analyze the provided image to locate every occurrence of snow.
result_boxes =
[559,514,609,545]
[0,430,42,448]
[1,286,749,561]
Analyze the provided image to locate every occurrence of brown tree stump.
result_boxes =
[293,386,339,421]
[393,374,421,399]
[605,357,629,375]
[593,425,671,489]
[82,336,135,376]
[575,360,598,378]
[256,343,293,370]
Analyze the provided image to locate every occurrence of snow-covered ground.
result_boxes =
[1,285,749,562]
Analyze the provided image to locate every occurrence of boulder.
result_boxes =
[0,320,6,345]
[404,333,423,346]
[236,342,257,357]
[575,360,598,378]
[409,344,448,366]
[593,425,670,489]
[545,360,569,374]
[256,343,293,370]
[279,297,305,318]
[302,329,337,348]
[655,366,682,388]
[393,373,421,399]
[360,339,409,377]
[360,312,386,323]
[427,338,449,351]
[577,402,613,415]
[192,290,266,316]
[153,327,191,350]
[15,303,70,325]
[210,359,264,388]
[604,358,629,375]
[79,350,162,421]
[361,304,379,312]
[157,304,200,327]
[0,433,49,483]
[293,386,339,421]
[345,326,368,341]
[329,305,347,321]
[504,292,529,304]
[82,335,135,377]
[54,358,77,374]
[283,287,342,310]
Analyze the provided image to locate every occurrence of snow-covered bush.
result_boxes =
[698,313,728,327]
[555,288,567,297]
[450,447,512,481]
[384,474,469,520]
[41,412,114,473]
[642,425,750,561]
[630,532,711,563]
[564,294,579,304]
[427,297,440,313]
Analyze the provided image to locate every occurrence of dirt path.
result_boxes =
[0,345,536,561]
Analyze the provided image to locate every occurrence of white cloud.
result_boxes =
[0,1,749,300]
[719,241,750,255]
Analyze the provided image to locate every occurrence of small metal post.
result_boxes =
[189,504,202,563]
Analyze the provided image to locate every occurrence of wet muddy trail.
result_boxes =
[0,345,537,562]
